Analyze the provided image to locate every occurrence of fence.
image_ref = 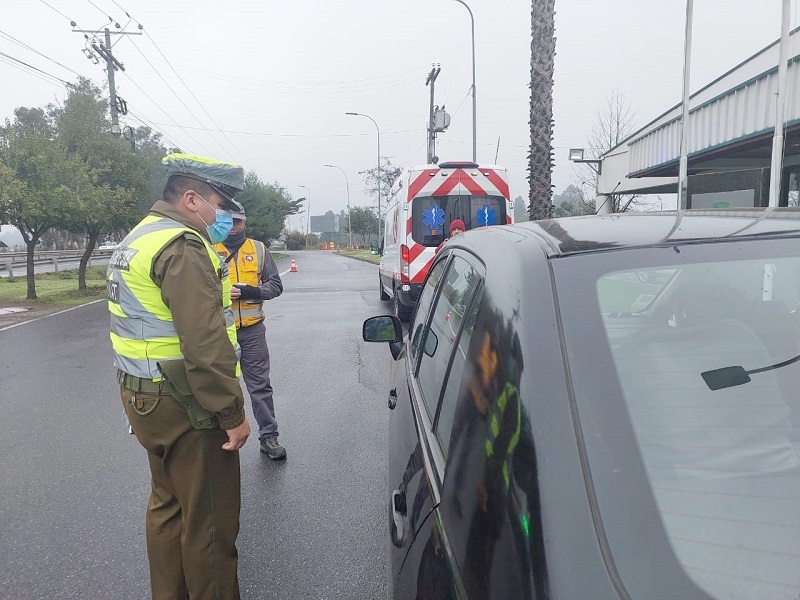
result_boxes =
[0,248,114,277]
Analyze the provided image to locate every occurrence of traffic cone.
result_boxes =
[290,258,298,273]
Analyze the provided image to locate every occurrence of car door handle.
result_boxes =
[390,489,408,547]
[388,388,397,410]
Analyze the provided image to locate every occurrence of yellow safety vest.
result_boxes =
[484,382,522,492]
[107,214,239,380]
[213,238,266,329]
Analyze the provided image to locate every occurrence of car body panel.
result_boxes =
[370,210,800,599]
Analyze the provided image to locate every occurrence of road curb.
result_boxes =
[0,298,106,332]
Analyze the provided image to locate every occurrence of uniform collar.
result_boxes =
[150,200,209,240]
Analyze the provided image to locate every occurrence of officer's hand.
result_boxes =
[222,419,250,451]
[234,284,261,300]
[229,286,241,300]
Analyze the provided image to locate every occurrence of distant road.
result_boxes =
[0,252,112,278]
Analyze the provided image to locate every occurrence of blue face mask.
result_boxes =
[196,194,234,244]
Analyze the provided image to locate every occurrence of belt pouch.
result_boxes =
[157,359,219,430]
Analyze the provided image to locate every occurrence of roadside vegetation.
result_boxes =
[339,249,381,265]
[0,266,106,308]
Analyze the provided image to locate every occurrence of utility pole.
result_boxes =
[426,65,441,164]
[74,26,142,136]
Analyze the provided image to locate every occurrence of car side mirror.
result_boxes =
[363,315,403,343]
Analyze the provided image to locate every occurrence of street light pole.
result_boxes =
[299,185,311,250]
[345,112,382,249]
[678,0,694,209]
[324,164,352,249]
[452,0,477,162]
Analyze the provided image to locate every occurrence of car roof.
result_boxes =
[502,208,800,257]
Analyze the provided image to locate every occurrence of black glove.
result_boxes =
[234,284,261,300]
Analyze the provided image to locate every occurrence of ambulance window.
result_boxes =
[470,195,505,227]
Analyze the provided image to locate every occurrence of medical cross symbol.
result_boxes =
[476,205,496,227]
[423,205,445,234]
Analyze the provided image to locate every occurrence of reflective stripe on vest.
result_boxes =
[107,214,239,380]
[483,382,522,491]
[213,238,266,329]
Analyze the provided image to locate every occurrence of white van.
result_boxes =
[379,161,513,320]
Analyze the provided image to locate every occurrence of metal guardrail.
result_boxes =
[0,248,114,277]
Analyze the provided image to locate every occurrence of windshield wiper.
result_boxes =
[702,354,800,390]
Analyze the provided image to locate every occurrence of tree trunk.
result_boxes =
[79,227,101,291]
[25,240,37,300]
[528,0,557,221]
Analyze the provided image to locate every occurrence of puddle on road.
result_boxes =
[0,307,29,315]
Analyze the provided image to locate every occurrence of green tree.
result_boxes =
[553,184,593,217]
[0,107,85,299]
[284,230,318,251]
[235,172,303,247]
[359,156,401,245]
[346,206,379,246]
[50,79,149,289]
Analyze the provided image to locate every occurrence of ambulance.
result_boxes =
[378,161,513,320]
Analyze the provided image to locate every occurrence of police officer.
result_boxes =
[214,207,287,459]
[108,153,250,599]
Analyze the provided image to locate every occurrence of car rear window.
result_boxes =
[557,242,800,599]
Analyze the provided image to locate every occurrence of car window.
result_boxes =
[410,259,448,361]
[416,256,482,427]
[556,244,800,600]
[434,278,482,455]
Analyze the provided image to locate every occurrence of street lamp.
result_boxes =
[299,185,311,250]
[324,164,352,250]
[451,0,477,162]
[345,112,382,249]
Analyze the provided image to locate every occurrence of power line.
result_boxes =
[85,0,114,22]
[0,55,67,88]
[126,108,183,151]
[141,29,256,171]
[0,51,69,85]
[147,122,425,139]
[125,35,243,165]
[0,48,195,158]
[0,30,88,81]
[37,0,74,23]
[117,70,216,156]
[96,0,256,170]
[121,56,424,93]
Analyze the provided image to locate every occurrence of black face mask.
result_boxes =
[224,230,246,248]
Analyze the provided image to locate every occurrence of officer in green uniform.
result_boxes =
[108,153,250,599]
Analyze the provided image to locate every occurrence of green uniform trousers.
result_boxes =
[121,386,241,600]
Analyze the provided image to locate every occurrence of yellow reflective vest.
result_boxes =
[107,214,239,380]
[213,238,266,329]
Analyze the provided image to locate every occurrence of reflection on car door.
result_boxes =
[392,252,486,598]
[388,258,449,597]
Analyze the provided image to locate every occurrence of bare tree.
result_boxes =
[575,90,639,212]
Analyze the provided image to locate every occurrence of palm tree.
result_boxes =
[528,0,557,221]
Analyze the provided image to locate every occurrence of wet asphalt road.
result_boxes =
[0,250,394,599]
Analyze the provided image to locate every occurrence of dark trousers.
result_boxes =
[237,321,278,440]
[121,387,241,600]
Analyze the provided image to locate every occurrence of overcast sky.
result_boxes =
[0,0,792,226]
